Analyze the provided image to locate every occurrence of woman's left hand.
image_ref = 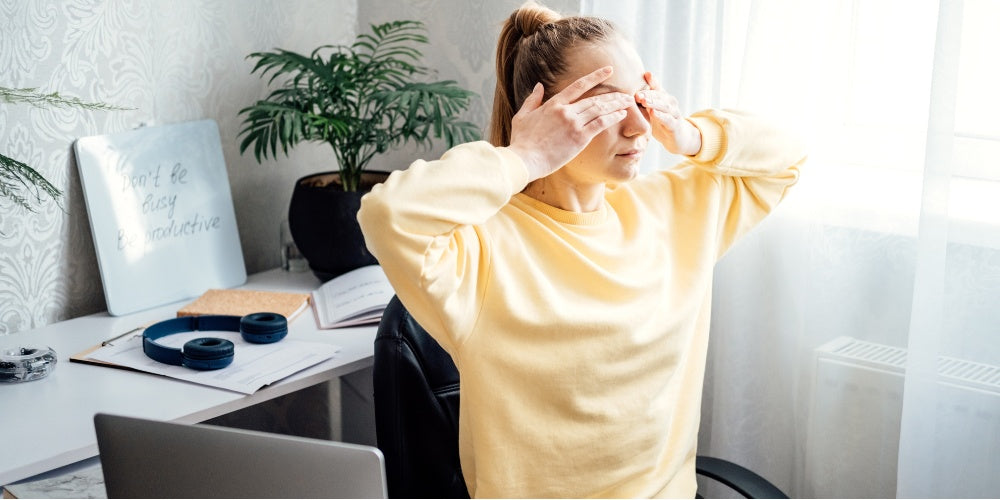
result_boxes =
[635,72,702,156]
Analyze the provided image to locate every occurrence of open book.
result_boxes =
[312,265,394,328]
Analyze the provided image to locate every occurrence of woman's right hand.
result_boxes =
[506,66,634,182]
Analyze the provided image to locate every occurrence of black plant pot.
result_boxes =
[287,170,389,282]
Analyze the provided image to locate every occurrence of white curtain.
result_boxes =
[584,0,1000,497]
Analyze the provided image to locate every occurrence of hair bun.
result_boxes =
[512,1,561,37]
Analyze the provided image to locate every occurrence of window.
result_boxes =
[716,0,1000,247]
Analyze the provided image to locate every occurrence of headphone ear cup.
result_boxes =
[181,337,235,370]
[240,312,288,344]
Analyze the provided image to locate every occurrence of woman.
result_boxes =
[358,2,806,497]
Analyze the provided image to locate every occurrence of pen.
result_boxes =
[102,326,145,346]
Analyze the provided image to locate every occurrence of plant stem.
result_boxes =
[1,87,127,212]
[0,87,132,111]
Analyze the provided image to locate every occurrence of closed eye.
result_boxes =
[581,83,651,101]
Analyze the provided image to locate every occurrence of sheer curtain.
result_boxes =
[584,0,1000,497]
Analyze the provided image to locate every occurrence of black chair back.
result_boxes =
[373,295,469,498]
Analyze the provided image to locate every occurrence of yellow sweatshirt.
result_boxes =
[358,109,805,498]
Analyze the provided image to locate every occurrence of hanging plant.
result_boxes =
[1,87,130,211]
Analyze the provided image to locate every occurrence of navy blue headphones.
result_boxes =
[142,313,288,370]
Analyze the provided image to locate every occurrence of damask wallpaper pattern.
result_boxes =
[1,0,582,334]
[1,0,357,332]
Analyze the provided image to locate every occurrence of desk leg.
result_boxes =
[340,366,376,446]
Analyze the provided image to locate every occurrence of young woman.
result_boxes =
[358,2,806,497]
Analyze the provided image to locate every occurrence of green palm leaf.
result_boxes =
[238,19,480,191]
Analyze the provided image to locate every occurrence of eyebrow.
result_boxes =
[587,82,650,96]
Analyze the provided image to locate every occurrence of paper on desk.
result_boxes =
[86,331,340,394]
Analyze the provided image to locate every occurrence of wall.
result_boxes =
[0,0,356,333]
[355,0,584,171]
[1,0,584,334]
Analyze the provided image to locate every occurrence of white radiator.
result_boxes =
[804,336,1000,498]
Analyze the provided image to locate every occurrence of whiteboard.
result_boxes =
[75,119,246,316]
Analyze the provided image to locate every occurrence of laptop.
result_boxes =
[94,413,387,498]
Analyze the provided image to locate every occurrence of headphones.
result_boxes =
[142,313,288,370]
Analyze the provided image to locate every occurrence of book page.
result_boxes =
[311,265,393,328]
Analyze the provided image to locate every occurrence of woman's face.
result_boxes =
[553,36,652,185]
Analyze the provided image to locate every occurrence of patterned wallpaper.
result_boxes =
[0,0,583,334]
[356,0,583,178]
[1,0,357,332]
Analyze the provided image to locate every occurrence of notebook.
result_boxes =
[93,413,387,498]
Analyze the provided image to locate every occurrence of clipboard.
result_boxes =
[70,325,341,395]
[70,326,148,372]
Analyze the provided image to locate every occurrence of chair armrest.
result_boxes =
[695,456,788,498]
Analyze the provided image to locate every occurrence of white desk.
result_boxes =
[0,269,378,486]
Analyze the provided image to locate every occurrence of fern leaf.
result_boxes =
[0,153,62,211]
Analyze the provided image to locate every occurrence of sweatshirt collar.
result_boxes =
[512,193,608,226]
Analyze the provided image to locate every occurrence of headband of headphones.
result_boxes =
[142,313,288,370]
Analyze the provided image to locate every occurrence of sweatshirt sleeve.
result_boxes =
[683,108,806,259]
[357,141,529,353]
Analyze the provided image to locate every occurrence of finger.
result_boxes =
[649,107,687,137]
[636,90,680,119]
[581,108,628,137]
[515,82,545,117]
[550,65,614,104]
[643,71,661,90]
[574,92,633,121]
[634,90,656,110]
[637,72,670,113]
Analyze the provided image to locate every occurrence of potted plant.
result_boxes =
[238,20,480,281]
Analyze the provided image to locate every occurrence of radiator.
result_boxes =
[804,336,1000,498]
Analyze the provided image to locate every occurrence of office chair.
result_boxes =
[373,295,788,499]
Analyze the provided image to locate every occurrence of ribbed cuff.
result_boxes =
[496,145,531,193]
[687,112,726,164]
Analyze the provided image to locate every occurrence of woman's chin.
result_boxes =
[611,155,642,180]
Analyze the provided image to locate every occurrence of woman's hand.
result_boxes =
[507,66,634,182]
[635,72,702,156]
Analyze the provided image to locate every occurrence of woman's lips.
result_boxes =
[616,149,643,159]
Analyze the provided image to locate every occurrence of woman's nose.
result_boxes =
[622,101,651,138]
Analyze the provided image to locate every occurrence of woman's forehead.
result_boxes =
[561,38,647,95]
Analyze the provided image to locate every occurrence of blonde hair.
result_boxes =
[489,1,617,146]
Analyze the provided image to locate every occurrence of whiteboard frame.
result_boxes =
[75,119,246,316]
